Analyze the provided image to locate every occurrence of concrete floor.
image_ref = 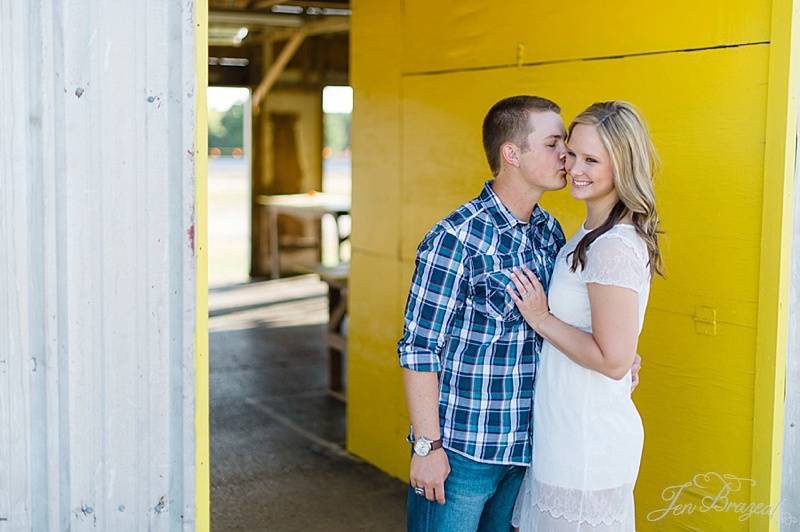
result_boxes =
[210,275,407,531]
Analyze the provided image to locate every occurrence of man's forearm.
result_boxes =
[403,368,441,440]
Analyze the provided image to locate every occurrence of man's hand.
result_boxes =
[630,354,642,392]
[409,449,451,504]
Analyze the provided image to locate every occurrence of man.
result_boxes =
[398,95,641,531]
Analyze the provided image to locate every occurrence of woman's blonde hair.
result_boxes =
[568,101,664,277]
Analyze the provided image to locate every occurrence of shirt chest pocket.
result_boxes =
[468,252,537,322]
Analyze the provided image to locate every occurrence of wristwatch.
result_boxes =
[406,426,443,457]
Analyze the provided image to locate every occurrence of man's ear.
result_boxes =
[501,143,520,168]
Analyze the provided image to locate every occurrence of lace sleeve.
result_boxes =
[578,232,649,293]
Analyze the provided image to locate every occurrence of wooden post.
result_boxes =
[249,39,272,277]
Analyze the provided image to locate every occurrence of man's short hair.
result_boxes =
[482,96,561,176]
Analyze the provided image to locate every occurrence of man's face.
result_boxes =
[516,111,568,191]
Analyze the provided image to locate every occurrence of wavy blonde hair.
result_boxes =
[568,101,664,277]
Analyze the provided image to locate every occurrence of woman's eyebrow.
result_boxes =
[567,146,601,159]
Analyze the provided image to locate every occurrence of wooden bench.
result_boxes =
[315,264,349,402]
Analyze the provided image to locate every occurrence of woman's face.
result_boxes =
[565,124,616,203]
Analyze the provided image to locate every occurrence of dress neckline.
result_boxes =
[580,221,635,232]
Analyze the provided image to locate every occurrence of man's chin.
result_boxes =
[546,177,568,191]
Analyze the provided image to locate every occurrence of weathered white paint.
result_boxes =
[0,1,198,530]
[782,100,800,529]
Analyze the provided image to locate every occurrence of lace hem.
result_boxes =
[515,477,633,527]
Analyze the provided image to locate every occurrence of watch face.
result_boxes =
[414,439,431,456]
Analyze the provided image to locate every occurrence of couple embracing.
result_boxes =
[398,96,663,531]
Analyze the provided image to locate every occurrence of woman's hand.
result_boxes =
[506,267,551,332]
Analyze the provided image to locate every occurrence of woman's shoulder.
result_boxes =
[581,224,650,289]
[590,224,648,264]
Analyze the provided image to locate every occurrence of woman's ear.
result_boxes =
[501,143,520,168]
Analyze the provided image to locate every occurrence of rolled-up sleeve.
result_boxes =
[397,226,467,372]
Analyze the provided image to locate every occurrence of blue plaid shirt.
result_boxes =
[398,181,565,465]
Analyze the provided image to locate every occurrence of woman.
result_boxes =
[508,101,663,531]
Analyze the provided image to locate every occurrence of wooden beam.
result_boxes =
[252,27,307,110]
[251,0,286,9]
[252,0,350,9]
[265,16,348,42]
[209,9,302,27]
[251,17,348,109]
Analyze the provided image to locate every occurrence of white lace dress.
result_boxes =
[512,223,650,531]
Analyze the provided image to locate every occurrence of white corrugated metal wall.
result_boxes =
[782,105,800,529]
[0,0,199,530]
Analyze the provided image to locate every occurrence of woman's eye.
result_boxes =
[546,144,556,148]
[566,151,575,157]
[586,158,597,163]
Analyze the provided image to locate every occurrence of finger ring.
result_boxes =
[414,486,425,496]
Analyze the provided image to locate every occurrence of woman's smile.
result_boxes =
[570,176,593,189]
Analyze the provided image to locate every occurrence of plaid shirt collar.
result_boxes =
[480,180,548,234]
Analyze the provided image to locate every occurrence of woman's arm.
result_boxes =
[507,267,639,380]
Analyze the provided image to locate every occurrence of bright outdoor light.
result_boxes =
[322,86,353,114]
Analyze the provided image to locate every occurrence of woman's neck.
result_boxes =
[584,195,620,230]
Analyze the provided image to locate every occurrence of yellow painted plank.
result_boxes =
[750,0,799,529]
[401,45,769,331]
[347,250,405,355]
[346,342,410,480]
[403,0,770,73]
[634,309,755,530]
[350,0,403,257]
[350,109,402,256]
[346,250,409,479]
[194,0,210,529]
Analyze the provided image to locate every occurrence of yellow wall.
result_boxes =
[347,2,797,530]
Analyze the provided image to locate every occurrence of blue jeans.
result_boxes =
[406,450,526,532]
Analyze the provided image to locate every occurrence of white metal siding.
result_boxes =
[0,1,198,530]
[781,104,800,531]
